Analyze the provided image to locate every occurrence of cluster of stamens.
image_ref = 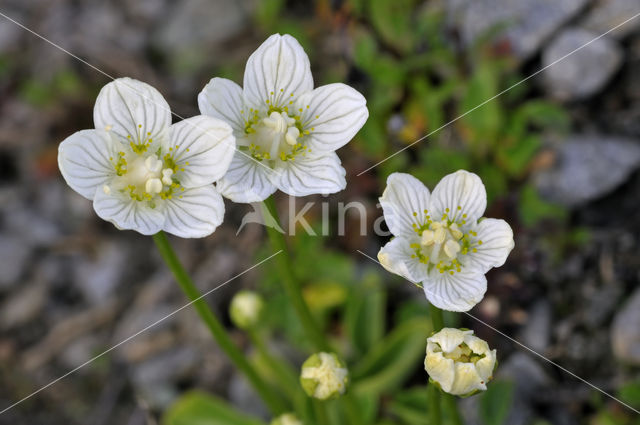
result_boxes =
[410,207,483,275]
[240,89,316,164]
[105,125,187,204]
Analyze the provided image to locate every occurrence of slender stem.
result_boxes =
[427,303,463,425]
[442,393,464,425]
[427,381,442,425]
[343,394,361,425]
[152,232,286,414]
[261,196,330,352]
[313,400,328,425]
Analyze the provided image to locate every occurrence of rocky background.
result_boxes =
[1,0,640,424]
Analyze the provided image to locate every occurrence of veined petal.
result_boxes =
[243,34,313,110]
[198,77,246,136]
[166,115,235,187]
[380,173,431,238]
[216,151,277,203]
[277,152,346,197]
[161,185,225,238]
[58,130,121,200]
[295,83,368,152]
[93,189,164,235]
[378,237,429,284]
[474,350,497,382]
[422,270,487,312]
[463,334,491,355]
[465,218,514,273]
[429,328,471,353]
[450,362,485,395]
[430,170,487,224]
[94,77,171,147]
[425,352,456,392]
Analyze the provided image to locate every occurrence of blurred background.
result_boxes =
[1,0,640,424]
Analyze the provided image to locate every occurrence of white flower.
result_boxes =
[58,77,235,237]
[377,170,514,312]
[229,290,264,329]
[425,328,497,396]
[300,352,349,400]
[198,34,368,202]
[271,413,303,425]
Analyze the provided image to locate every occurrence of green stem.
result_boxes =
[313,400,328,425]
[428,303,463,425]
[427,381,442,425]
[152,232,286,414]
[261,196,330,352]
[343,394,361,425]
[442,393,464,425]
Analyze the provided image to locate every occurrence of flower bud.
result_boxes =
[270,413,303,425]
[300,352,349,400]
[229,290,264,330]
[425,328,497,397]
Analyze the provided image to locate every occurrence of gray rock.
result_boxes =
[228,371,269,419]
[611,288,640,365]
[534,135,640,207]
[155,0,248,55]
[499,352,551,399]
[581,0,640,40]
[446,0,587,60]
[0,236,31,290]
[519,301,552,353]
[0,282,48,329]
[73,242,128,304]
[542,28,623,100]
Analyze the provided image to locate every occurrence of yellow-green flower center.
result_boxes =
[240,93,315,164]
[410,207,483,275]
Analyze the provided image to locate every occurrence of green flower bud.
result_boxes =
[270,413,303,425]
[229,290,263,329]
[300,352,348,400]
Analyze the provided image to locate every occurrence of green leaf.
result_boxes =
[388,387,429,425]
[618,380,640,409]
[344,272,386,357]
[478,164,508,203]
[369,0,417,53]
[518,184,566,227]
[497,135,542,178]
[479,380,514,425]
[410,147,471,189]
[163,391,267,425]
[459,62,503,150]
[506,100,570,142]
[352,317,431,396]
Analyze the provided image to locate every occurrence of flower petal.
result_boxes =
[295,83,368,152]
[216,151,277,202]
[422,270,487,312]
[450,362,485,395]
[378,237,428,284]
[198,77,246,136]
[94,77,171,147]
[58,130,121,200]
[161,185,225,238]
[430,170,487,223]
[380,173,431,238]
[474,349,497,382]
[243,34,313,110]
[277,152,346,197]
[465,218,514,273]
[166,115,235,187]
[429,328,471,353]
[424,352,455,393]
[93,189,164,235]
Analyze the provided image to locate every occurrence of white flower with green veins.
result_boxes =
[58,77,235,237]
[378,170,514,312]
[425,328,497,396]
[198,34,369,202]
